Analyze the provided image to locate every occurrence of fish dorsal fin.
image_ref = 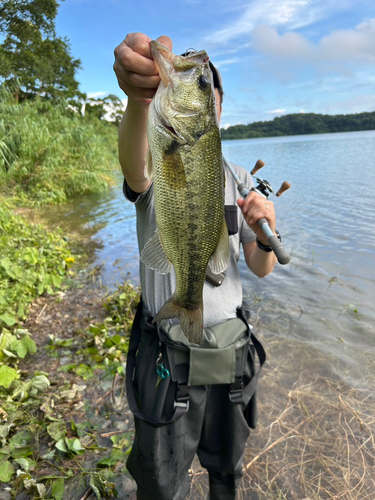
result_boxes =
[140,230,172,274]
[208,218,229,274]
[145,149,154,181]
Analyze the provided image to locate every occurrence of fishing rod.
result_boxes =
[223,156,291,265]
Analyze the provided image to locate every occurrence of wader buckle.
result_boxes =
[175,383,189,410]
[228,377,244,403]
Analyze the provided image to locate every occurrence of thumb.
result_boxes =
[156,35,173,52]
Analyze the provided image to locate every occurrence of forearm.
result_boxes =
[118,100,150,193]
[243,241,277,278]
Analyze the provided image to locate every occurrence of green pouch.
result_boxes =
[159,318,249,386]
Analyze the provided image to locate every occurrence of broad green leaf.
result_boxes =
[10,445,33,459]
[9,430,32,448]
[0,424,12,440]
[70,438,85,455]
[14,457,30,471]
[97,456,116,467]
[14,457,36,472]
[89,475,101,499]
[0,312,17,327]
[76,363,93,380]
[55,439,68,453]
[22,248,39,265]
[22,336,37,354]
[51,274,62,288]
[0,329,17,352]
[0,365,20,388]
[30,374,50,393]
[41,449,55,460]
[51,478,65,500]
[47,422,66,442]
[0,460,15,482]
[11,339,28,358]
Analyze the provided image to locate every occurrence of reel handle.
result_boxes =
[276,181,291,197]
[250,159,265,175]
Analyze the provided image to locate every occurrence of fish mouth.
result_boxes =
[159,110,188,143]
[163,121,178,138]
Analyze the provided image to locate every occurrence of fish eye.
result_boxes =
[198,75,210,89]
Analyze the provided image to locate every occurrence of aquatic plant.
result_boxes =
[0,206,75,327]
[0,280,140,498]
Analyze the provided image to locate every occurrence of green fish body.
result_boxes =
[142,41,229,344]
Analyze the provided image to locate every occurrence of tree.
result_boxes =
[0,0,84,101]
[85,95,126,126]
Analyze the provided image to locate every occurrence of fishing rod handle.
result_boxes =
[257,218,291,265]
[237,182,250,198]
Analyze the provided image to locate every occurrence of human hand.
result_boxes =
[237,193,276,245]
[113,33,173,105]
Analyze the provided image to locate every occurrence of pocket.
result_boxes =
[133,335,177,423]
[225,205,238,235]
[134,332,158,395]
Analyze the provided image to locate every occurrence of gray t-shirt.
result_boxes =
[124,162,256,327]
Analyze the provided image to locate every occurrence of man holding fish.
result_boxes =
[114,33,278,500]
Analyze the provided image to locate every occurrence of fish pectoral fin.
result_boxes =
[208,218,229,274]
[140,231,172,274]
[145,149,154,181]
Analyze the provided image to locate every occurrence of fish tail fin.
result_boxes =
[153,297,203,345]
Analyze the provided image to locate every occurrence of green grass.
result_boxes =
[0,87,119,205]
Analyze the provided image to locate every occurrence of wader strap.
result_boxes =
[126,299,190,426]
[229,308,266,405]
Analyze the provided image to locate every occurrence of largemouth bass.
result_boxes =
[141,41,229,344]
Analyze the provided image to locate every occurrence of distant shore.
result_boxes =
[221,110,375,140]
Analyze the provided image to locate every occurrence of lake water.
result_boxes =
[36,130,375,389]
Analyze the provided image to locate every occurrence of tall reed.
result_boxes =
[0,87,119,205]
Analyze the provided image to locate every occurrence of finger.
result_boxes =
[156,35,173,52]
[114,77,157,102]
[124,32,153,59]
[115,43,159,78]
[239,191,257,214]
[114,65,161,89]
[249,204,275,227]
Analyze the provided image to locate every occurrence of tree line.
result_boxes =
[0,0,124,124]
[220,111,375,140]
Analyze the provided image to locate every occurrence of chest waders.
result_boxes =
[126,298,265,427]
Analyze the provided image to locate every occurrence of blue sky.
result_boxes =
[56,0,375,127]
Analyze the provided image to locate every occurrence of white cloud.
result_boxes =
[252,18,375,65]
[214,58,239,69]
[266,108,286,114]
[87,91,108,99]
[203,0,333,47]
[252,25,313,59]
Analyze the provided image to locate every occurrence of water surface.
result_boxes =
[35,130,375,388]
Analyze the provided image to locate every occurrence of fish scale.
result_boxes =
[141,41,229,344]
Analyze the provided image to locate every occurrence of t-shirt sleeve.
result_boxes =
[123,178,153,206]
